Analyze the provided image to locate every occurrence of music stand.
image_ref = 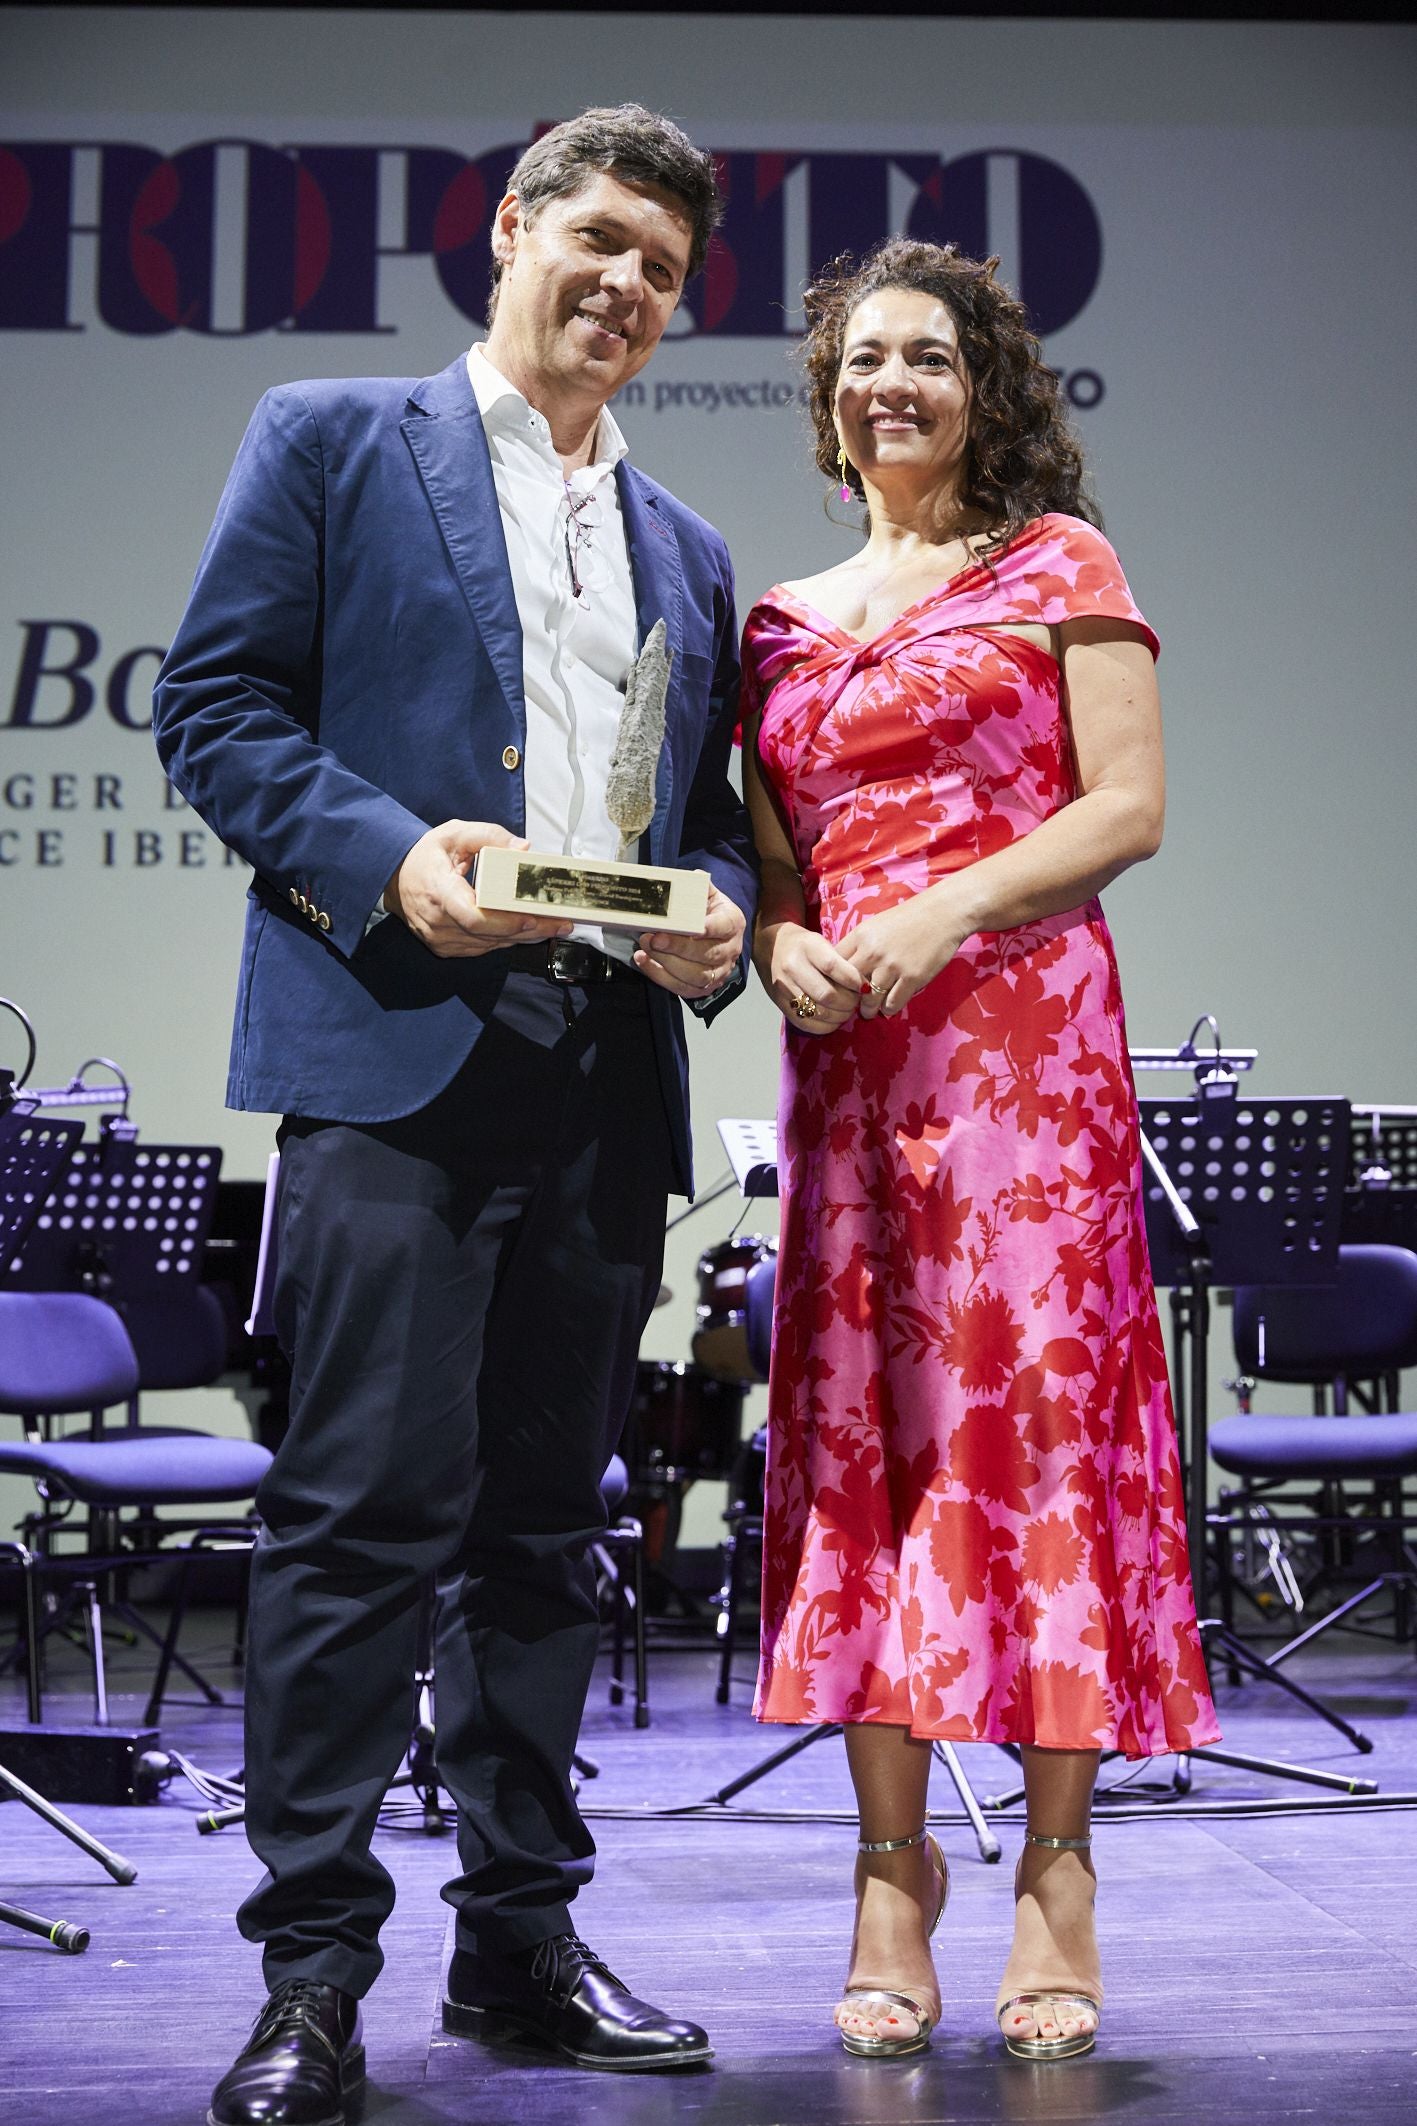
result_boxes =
[1138,1088,1350,1569]
[1131,1079,1382,1794]
[0,1108,84,1276]
[1345,1106,1417,1251]
[0,1100,137,1947]
[1200,1101,1417,1670]
[8,1134,224,1300]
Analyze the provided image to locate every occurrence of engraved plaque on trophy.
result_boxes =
[473,847,711,935]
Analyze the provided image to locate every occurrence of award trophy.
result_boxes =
[473,620,711,935]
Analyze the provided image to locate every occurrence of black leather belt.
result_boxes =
[503,940,637,984]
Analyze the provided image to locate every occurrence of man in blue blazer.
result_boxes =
[154,107,755,2126]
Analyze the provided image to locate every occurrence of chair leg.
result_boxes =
[24,1555,43,1724]
[1216,1490,1237,1635]
[604,1540,627,1707]
[7,1542,46,1725]
[142,1556,195,1727]
[110,1597,224,1710]
[81,1581,109,1725]
[715,1527,740,1705]
[598,1524,650,1727]
[716,1515,765,1706]
[1387,1483,1411,1643]
[628,1520,649,1730]
[1,1540,44,1723]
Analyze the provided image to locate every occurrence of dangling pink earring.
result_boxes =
[837,443,852,503]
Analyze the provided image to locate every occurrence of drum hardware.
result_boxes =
[692,1235,777,1384]
[621,1359,746,1487]
[616,1358,749,1625]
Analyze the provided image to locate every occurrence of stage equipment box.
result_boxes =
[0,1724,163,1805]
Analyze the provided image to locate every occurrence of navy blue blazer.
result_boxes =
[152,355,757,1194]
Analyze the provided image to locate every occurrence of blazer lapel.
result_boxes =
[617,465,684,859]
[401,358,525,728]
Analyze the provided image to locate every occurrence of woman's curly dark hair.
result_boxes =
[802,237,1100,558]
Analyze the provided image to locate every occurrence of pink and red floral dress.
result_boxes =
[744,515,1219,1756]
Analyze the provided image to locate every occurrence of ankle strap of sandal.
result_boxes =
[858,1827,927,1853]
[1025,1832,1091,1850]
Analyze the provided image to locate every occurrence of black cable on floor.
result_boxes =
[579,1791,1417,1825]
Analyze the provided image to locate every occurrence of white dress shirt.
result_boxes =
[465,343,641,962]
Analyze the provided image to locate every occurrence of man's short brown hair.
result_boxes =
[490,104,722,312]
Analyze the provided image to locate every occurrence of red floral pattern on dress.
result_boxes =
[746,515,1219,1757]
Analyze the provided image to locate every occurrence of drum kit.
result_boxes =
[618,1235,774,1594]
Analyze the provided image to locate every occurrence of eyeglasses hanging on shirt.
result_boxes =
[561,481,610,606]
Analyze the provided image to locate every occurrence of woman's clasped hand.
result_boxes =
[766,883,975,1030]
[764,921,865,1034]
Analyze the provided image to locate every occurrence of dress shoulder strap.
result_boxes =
[950,515,1159,658]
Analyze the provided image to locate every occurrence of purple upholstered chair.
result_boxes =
[121,1284,230,1400]
[0,1289,272,1723]
[1210,1244,1417,1654]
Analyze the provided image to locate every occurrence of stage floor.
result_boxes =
[2,1615,1416,2126]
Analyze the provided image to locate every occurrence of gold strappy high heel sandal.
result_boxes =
[996,1832,1102,2062]
[836,1827,949,2059]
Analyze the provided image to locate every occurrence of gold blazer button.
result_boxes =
[289,887,300,906]
[501,744,521,770]
[318,911,331,931]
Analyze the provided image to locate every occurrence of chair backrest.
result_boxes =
[1233,1243,1417,1383]
[0,1289,141,1415]
[121,1284,230,1391]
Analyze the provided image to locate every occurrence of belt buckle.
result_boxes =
[547,939,605,984]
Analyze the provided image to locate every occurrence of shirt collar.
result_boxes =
[466,345,629,479]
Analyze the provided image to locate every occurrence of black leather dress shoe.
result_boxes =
[442,1935,712,2071]
[208,1979,365,2126]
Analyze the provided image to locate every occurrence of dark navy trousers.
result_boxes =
[237,970,674,1997]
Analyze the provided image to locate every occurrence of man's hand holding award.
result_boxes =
[388,621,744,997]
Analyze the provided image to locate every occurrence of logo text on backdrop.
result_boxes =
[0,141,1101,340]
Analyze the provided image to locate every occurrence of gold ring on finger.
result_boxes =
[791,991,821,1020]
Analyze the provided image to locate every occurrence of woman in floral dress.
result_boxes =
[740,239,1218,2062]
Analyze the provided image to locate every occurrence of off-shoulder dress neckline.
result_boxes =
[762,515,1051,650]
